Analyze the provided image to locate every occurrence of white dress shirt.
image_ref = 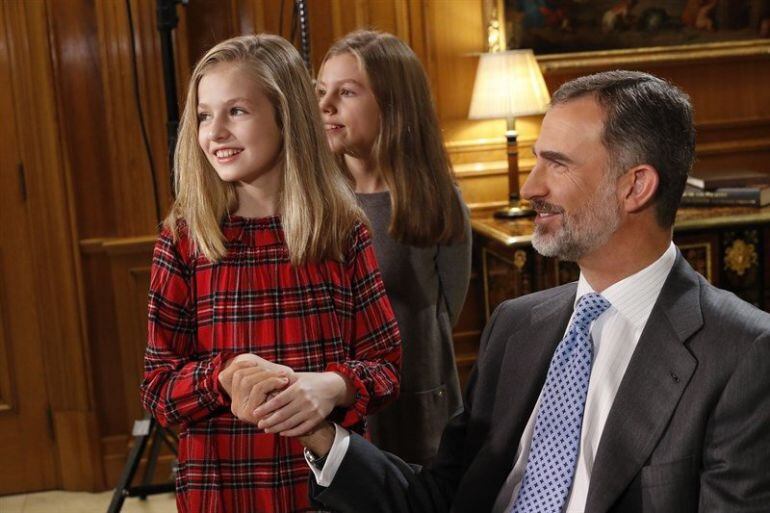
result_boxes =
[308,243,677,513]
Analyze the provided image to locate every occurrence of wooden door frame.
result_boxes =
[3,0,103,491]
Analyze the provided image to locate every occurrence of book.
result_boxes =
[680,185,770,207]
[686,169,770,190]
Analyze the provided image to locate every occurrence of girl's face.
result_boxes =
[197,62,282,186]
[317,53,381,158]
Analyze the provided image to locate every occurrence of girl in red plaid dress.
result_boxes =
[140,34,401,513]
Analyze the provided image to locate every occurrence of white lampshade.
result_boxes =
[468,50,551,120]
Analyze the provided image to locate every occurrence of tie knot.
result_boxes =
[572,293,610,327]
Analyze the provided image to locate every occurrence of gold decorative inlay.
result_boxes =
[513,250,527,270]
[724,239,758,276]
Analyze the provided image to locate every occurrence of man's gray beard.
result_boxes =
[531,182,622,262]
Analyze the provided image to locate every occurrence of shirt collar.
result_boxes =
[575,242,677,330]
[221,215,285,247]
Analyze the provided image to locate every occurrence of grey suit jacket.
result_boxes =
[312,251,770,513]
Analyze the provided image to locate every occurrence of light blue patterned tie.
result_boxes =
[511,293,611,513]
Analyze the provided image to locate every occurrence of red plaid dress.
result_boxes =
[141,216,401,513]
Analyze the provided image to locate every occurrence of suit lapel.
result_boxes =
[456,286,576,513]
[585,254,703,513]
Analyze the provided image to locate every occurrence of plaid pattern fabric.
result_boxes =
[141,216,401,513]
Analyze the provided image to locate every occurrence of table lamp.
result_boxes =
[469,50,550,218]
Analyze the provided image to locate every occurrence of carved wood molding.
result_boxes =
[81,236,156,255]
[453,160,507,178]
[0,263,12,414]
[446,137,507,154]
[697,137,770,156]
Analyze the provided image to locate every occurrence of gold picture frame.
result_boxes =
[481,1,770,72]
[537,39,770,73]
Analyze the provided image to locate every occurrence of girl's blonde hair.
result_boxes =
[166,34,363,265]
[323,30,465,246]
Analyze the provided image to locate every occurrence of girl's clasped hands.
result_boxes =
[218,354,354,436]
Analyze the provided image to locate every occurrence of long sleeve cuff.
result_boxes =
[210,351,237,407]
[325,362,371,427]
[304,423,351,487]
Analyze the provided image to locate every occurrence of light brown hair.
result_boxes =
[166,34,363,264]
[323,30,465,246]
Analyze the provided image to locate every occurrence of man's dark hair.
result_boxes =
[551,70,695,228]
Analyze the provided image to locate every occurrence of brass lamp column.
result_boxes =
[469,50,550,218]
[502,117,529,217]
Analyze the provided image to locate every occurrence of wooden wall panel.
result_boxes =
[95,1,163,234]
[48,0,175,240]
[427,0,484,123]
[7,0,90,428]
[181,0,240,67]
[124,0,175,212]
[6,0,102,491]
[109,248,155,424]
[104,239,156,486]
[82,237,154,487]
[301,0,432,77]
[46,0,116,239]
[82,248,127,438]
[542,54,770,129]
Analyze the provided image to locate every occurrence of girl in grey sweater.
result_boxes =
[317,30,472,464]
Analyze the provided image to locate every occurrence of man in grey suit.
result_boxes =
[238,70,770,512]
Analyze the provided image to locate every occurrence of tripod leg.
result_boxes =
[137,424,164,500]
[107,416,154,513]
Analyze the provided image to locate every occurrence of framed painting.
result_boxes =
[495,1,770,70]
[504,0,769,53]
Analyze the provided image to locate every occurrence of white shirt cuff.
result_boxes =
[304,423,350,487]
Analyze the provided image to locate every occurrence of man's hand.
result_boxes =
[230,367,290,423]
[252,372,354,437]
[299,421,336,459]
[218,353,294,398]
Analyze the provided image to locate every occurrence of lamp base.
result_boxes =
[493,200,536,219]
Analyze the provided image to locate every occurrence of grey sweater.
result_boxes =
[358,190,472,464]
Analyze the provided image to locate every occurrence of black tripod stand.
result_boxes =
[107,414,178,513]
[108,3,185,510]
[157,0,186,192]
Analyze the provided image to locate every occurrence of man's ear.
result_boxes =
[621,165,659,213]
